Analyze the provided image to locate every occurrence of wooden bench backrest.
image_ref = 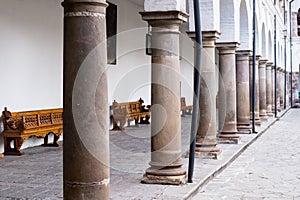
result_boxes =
[4,108,63,130]
[112,101,142,115]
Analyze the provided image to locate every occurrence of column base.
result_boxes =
[141,167,187,185]
[237,124,252,134]
[250,112,262,125]
[259,115,268,121]
[250,119,262,126]
[195,145,222,159]
[186,145,222,159]
[218,133,240,144]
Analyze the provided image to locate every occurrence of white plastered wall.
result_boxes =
[0,0,63,153]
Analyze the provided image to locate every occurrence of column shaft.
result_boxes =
[271,66,275,112]
[259,59,268,120]
[277,68,282,111]
[217,42,240,143]
[188,31,221,159]
[140,11,188,185]
[266,62,273,116]
[236,50,251,133]
[62,0,110,199]
[249,56,261,125]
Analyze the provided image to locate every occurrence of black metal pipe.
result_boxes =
[274,14,278,117]
[289,0,295,107]
[284,0,287,109]
[252,0,257,133]
[188,0,202,183]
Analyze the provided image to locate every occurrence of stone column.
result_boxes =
[249,55,261,125]
[236,50,252,133]
[140,11,188,185]
[217,42,240,143]
[277,67,282,112]
[286,72,290,107]
[280,69,285,109]
[266,62,273,116]
[187,31,221,159]
[271,65,275,112]
[62,0,110,199]
[258,59,268,120]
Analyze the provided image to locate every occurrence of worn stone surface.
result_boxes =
[217,42,239,141]
[0,108,291,199]
[266,62,273,115]
[188,31,221,158]
[193,109,300,199]
[140,11,188,183]
[62,0,110,199]
[236,50,252,133]
[258,59,268,120]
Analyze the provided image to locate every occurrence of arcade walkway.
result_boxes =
[0,109,297,199]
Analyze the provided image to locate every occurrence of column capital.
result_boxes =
[266,62,273,70]
[255,55,262,61]
[216,42,239,55]
[236,49,252,55]
[236,50,251,61]
[216,42,239,50]
[259,59,268,66]
[140,11,188,27]
[187,31,220,48]
[62,0,108,13]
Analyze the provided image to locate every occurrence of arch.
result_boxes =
[268,31,273,61]
[219,0,238,41]
[255,16,261,55]
[239,0,251,49]
[261,23,267,58]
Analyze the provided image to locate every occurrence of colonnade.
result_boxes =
[61,0,292,198]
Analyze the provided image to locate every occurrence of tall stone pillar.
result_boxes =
[217,42,240,143]
[280,69,285,109]
[258,59,268,120]
[249,56,261,125]
[271,65,275,112]
[62,0,110,199]
[140,11,188,185]
[286,72,290,107]
[266,62,273,116]
[236,50,252,133]
[187,31,221,159]
[277,67,282,111]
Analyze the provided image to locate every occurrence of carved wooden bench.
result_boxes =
[1,107,63,155]
[181,97,192,116]
[111,98,150,130]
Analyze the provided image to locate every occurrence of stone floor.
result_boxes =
[192,108,300,200]
[0,108,293,199]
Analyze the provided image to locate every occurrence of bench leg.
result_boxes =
[112,118,122,131]
[135,117,139,126]
[140,115,150,124]
[42,133,60,147]
[4,137,23,156]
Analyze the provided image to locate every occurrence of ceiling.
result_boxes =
[128,0,144,7]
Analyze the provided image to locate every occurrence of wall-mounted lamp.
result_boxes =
[146,25,152,55]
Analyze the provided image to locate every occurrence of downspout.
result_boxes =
[252,0,257,133]
[274,14,278,117]
[289,0,295,106]
[188,0,202,183]
[284,0,287,109]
